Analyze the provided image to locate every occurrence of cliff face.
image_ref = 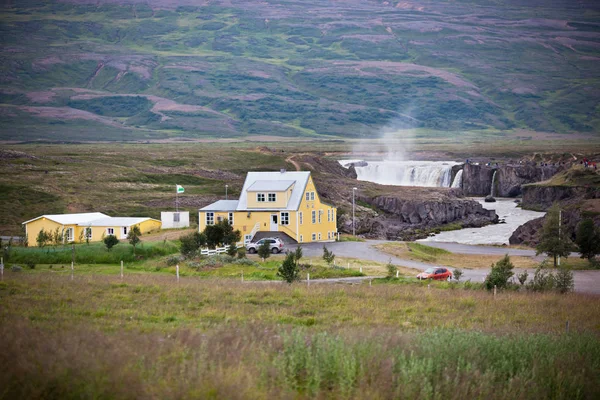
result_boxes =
[521,185,600,211]
[338,189,498,240]
[462,163,562,197]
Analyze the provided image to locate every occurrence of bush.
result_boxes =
[453,268,463,282]
[11,265,22,272]
[232,258,258,266]
[322,245,335,266]
[278,252,300,283]
[484,254,514,290]
[555,266,574,294]
[103,235,119,252]
[226,243,238,257]
[517,270,529,286]
[180,232,207,257]
[26,262,35,270]
[527,262,555,292]
[386,260,397,278]
[257,241,271,261]
[237,247,246,259]
[166,255,182,266]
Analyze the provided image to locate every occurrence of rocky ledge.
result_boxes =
[337,188,498,240]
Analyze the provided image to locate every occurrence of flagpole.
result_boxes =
[176,185,179,213]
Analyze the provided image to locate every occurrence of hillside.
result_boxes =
[1,0,599,141]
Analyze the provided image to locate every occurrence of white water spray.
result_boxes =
[490,170,497,197]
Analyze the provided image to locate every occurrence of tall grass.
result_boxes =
[0,321,598,399]
[7,241,179,264]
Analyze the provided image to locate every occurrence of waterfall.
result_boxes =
[340,160,459,187]
[451,169,463,188]
[490,170,497,197]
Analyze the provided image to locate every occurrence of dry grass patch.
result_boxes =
[376,242,539,270]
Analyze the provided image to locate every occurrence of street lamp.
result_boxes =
[352,187,357,236]
[225,184,229,200]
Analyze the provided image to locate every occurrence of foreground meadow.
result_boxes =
[1,273,599,399]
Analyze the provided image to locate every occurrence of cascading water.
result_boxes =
[490,170,497,197]
[451,169,463,188]
[339,160,459,187]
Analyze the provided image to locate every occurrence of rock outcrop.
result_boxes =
[338,189,498,240]
[521,185,600,211]
[462,163,563,197]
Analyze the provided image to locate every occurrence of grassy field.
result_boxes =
[1,274,599,399]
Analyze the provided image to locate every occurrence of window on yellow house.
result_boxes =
[281,212,289,225]
[65,228,74,242]
[299,212,303,225]
[311,210,316,224]
[85,227,92,239]
[268,193,276,202]
[311,233,316,241]
[318,210,322,223]
[257,193,265,202]
[228,212,234,225]
[318,233,321,240]
[310,192,315,201]
[206,212,214,225]
[107,228,114,235]
[300,235,303,242]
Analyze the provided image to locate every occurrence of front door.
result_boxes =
[121,226,128,239]
[270,214,278,231]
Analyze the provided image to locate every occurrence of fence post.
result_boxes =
[241,271,244,283]
[120,260,124,279]
[0,256,3,281]
[176,264,180,283]
[71,261,74,281]
[360,266,362,274]
[369,279,372,287]
[566,320,570,334]
[494,285,497,297]
[307,273,310,287]
[396,270,399,278]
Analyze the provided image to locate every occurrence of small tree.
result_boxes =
[575,218,600,263]
[78,229,84,244]
[453,268,463,282]
[386,259,397,278]
[227,242,238,257]
[127,225,142,255]
[484,254,514,290]
[294,246,303,268]
[278,252,300,283]
[52,227,63,249]
[36,228,50,249]
[85,226,92,245]
[180,232,207,257]
[257,240,271,261]
[103,235,119,252]
[203,220,241,248]
[322,245,335,266]
[237,247,246,259]
[536,203,574,267]
[527,262,555,292]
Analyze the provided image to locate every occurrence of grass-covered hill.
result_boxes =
[0,0,599,141]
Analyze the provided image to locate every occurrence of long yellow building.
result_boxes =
[199,171,337,243]
[23,212,161,246]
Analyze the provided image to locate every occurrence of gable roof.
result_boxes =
[200,200,239,212]
[236,171,311,211]
[22,212,109,226]
[246,180,295,192]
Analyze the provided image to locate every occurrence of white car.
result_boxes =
[245,238,284,254]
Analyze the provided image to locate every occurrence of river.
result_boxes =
[419,198,545,245]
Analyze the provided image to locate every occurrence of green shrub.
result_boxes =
[484,254,514,290]
[103,235,119,252]
[517,270,529,286]
[232,258,257,266]
[237,247,246,259]
[527,263,555,292]
[386,260,397,278]
[278,252,300,283]
[166,255,181,266]
[555,266,574,294]
[257,241,271,261]
[453,268,463,282]
[322,245,335,266]
[11,265,22,272]
[179,232,206,257]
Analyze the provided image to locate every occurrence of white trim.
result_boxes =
[296,211,299,242]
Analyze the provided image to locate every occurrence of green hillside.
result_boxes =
[0,0,599,140]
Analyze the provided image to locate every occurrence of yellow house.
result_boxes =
[199,171,337,243]
[22,212,161,246]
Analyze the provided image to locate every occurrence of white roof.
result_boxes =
[247,180,295,192]
[236,171,311,211]
[22,212,109,225]
[200,200,239,212]
[85,217,155,227]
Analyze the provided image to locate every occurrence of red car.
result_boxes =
[416,267,453,281]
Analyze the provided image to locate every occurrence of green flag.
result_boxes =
[176,184,185,194]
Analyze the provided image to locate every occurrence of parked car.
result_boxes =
[246,237,284,254]
[416,267,453,281]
